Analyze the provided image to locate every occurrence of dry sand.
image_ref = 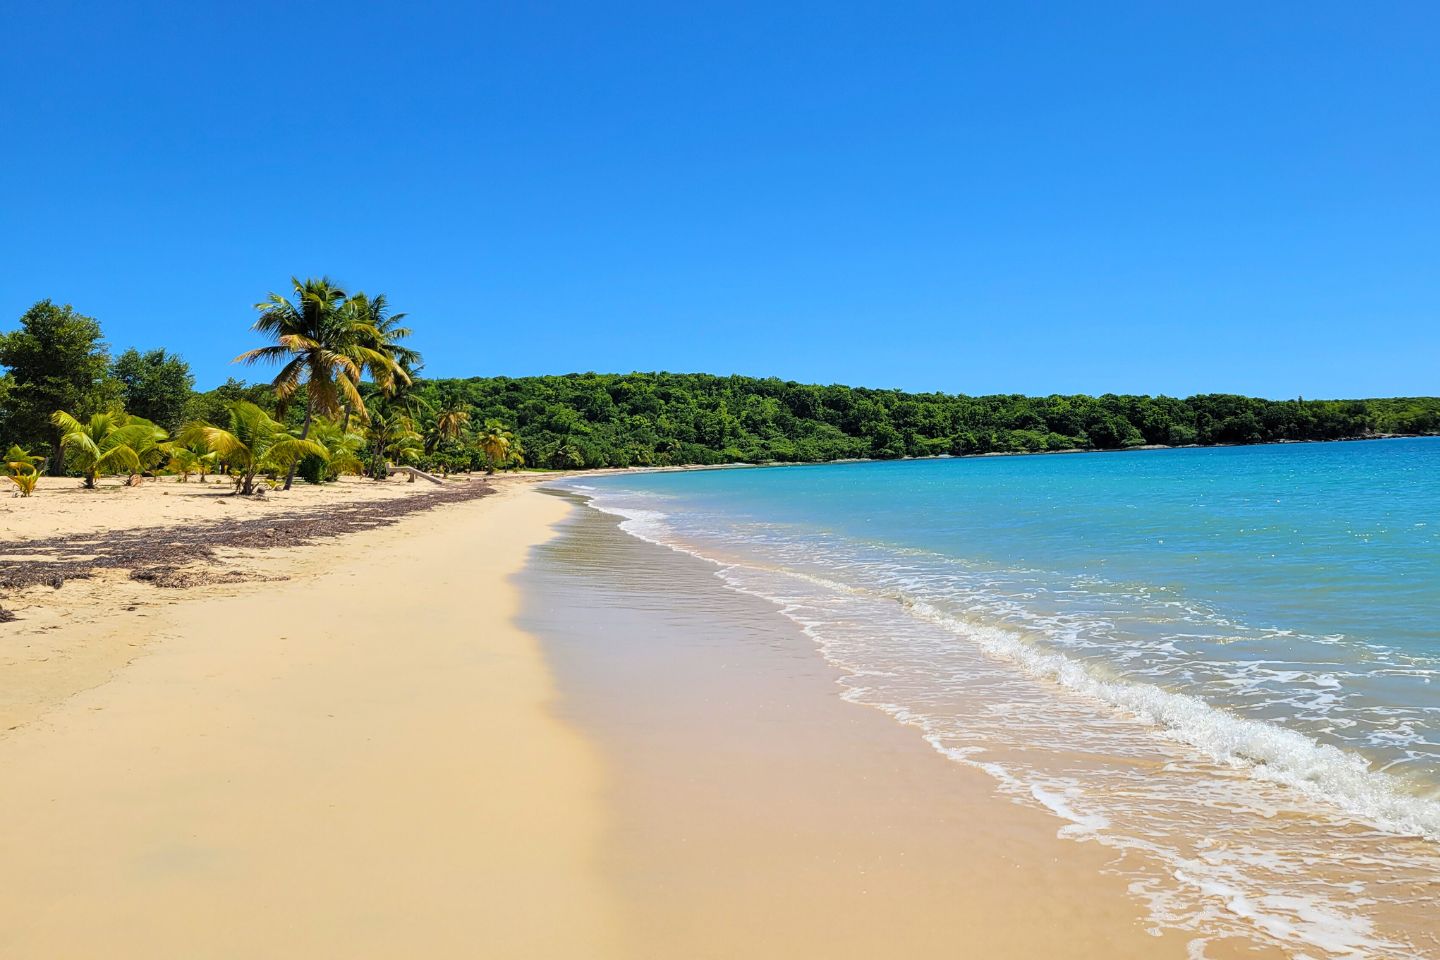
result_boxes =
[0,479,618,958]
[0,474,494,733]
[1,473,447,541]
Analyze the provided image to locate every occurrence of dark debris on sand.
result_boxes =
[0,482,493,598]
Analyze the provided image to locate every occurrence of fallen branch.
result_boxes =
[387,465,445,485]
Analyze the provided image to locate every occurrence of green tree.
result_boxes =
[113,348,195,431]
[237,277,404,490]
[362,405,424,479]
[0,375,13,444]
[347,292,421,384]
[0,300,112,472]
[185,377,275,426]
[476,419,516,474]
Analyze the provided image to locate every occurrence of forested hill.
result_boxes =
[412,373,1440,470]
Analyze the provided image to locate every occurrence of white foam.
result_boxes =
[903,598,1440,841]
[580,485,1440,840]
[568,484,1434,958]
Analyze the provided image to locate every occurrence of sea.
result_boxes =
[557,437,1440,959]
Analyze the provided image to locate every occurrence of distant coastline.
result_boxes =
[423,372,1440,471]
[554,431,1440,478]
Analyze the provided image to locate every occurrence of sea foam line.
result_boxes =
[578,492,1440,842]
[570,487,1431,958]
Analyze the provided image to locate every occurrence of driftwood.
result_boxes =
[387,465,445,485]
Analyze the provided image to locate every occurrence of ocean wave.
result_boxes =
[577,487,1440,840]
[902,598,1440,840]
[566,483,1438,958]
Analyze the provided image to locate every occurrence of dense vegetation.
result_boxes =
[410,373,1440,469]
[0,291,521,489]
[2,295,1437,482]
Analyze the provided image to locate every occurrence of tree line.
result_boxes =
[2,295,1436,481]
[0,288,521,493]
[409,373,1440,469]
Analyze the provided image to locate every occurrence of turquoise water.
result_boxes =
[562,438,1440,958]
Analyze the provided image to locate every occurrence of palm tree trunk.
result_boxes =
[283,395,315,491]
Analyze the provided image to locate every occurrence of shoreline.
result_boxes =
[536,431,1440,480]
[3,471,1430,956]
[522,489,1258,959]
[552,470,1440,958]
[0,476,1224,957]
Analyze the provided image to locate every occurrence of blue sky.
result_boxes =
[3,2,1436,397]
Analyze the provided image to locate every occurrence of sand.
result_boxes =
[0,477,1279,957]
[0,473,452,541]
[0,480,618,958]
[525,494,1277,960]
[0,474,493,733]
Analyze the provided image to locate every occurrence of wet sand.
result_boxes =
[520,492,1272,959]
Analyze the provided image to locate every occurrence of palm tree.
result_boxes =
[333,292,419,431]
[363,405,425,480]
[126,420,170,485]
[51,411,166,489]
[349,292,420,384]
[161,438,218,483]
[428,405,469,452]
[237,277,404,489]
[307,417,366,477]
[179,401,328,495]
[5,445,41,475]
[161,444,217,482]
[476,419,516,474]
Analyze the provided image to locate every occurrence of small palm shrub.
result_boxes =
[178,401,328,495]
[4,445,40,497]
[51,411,166,488]
[8,469,39,497]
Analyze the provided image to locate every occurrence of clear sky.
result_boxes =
[3,2,1436,398]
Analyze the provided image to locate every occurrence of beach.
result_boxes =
[524,491,1213,959]
[0,475,1205,958]
[561,444,1440,959]
[0,478,617,957]
[2,469,1431,957]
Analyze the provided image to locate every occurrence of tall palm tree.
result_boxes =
[333,293,418,429]
[179,401,327,495]
[236,277,403,489]
[349,292,420,384]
